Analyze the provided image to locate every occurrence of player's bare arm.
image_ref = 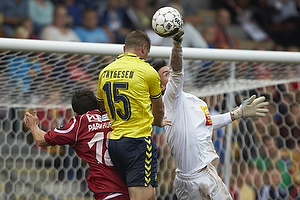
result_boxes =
[24,110,50,147]
[151,96,165,127]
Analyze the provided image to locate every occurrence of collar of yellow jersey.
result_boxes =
[118,52,138,59]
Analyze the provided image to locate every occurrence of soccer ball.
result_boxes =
[152,7,183,38]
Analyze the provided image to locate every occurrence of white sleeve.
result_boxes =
[211,112,233,130]
[164,44,183,110]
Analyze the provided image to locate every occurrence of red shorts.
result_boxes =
[94,192,130,200]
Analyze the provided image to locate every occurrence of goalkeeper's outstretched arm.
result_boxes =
[170,30,184,72]
[211,95,269,130]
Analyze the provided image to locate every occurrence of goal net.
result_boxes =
[0,38,299,199]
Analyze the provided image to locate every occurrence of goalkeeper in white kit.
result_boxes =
[152,30,269,199]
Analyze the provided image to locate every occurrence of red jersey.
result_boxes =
[44,110,128,195]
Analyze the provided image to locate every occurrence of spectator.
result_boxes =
[237,174,256,200]
[28,0,54,35]
[8,26,42,99]
[202,24,217,48]
[167,0,204,27]
[260,166,288,200]
[289,140,300,199]
[20,18,40,39]
[127,0,164,45]
[97,0,135,44]
[284,45,300,95]
[285,102,300,149]
[0,0,29,38]
[127,0,155,31]
[276,92,299,149]
[74,8,112,43]
[60,0,85,27]
[39,5,80,42]
[253,135,293,190]
[269,0,300,47]
[250,0,300,47]
[53,0,95,9]
[247,164,264,199]
[230,175,241,200]
[214,8,241,49]
[253,95,279,149]
[285,45,300,52]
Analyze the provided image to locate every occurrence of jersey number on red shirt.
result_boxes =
[88,131,113,166]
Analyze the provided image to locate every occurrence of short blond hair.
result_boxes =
[125,30,151,51]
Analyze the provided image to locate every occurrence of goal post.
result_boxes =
[0,37,300,199]
[1,37,300,61]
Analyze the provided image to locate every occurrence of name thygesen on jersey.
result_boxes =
[102,70,134,79]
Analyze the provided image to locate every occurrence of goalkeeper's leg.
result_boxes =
[173,163,232,199]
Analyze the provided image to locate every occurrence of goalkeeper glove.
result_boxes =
[232,95,269,119]
[172,30,184,48]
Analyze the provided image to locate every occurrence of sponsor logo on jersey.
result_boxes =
[200,105,213,126]
[102,114,110,122]
[87,113,110,123]
[87,114,102,122]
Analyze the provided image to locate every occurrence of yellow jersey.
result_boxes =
[97,53,162,139]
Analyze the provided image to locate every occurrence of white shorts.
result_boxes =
[173,163,233,200]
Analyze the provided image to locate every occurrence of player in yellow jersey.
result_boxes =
[97,30,171,200]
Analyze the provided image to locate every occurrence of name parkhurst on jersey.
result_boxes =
[88,122,112,131]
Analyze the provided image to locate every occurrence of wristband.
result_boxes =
[230,111,235,120]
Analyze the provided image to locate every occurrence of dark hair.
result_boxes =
[71,89,99,115]
[152,59,167,72]
[125,30,151,51]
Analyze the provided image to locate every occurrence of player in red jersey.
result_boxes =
[23,89,129,200]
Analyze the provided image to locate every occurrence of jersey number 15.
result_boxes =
[103,82,131,121]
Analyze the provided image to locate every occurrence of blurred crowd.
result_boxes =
[208,83,300,200]
[1,0,300,51]
[214,0,300,50]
